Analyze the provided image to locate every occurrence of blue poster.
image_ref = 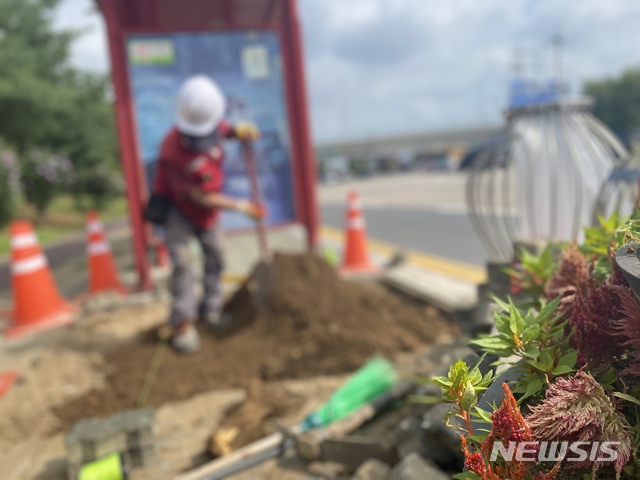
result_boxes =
[126,31,296,230]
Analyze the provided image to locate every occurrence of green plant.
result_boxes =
[433,357,494,438]
[507,245,556,309]
[471,297,577,404]
[581,213,624,279]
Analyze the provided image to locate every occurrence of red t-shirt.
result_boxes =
[154,123,234,230]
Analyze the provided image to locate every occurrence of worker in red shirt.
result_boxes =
[152,75,263,353]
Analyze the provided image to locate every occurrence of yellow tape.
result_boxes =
[320,226,487,284]
[78,453,124,480]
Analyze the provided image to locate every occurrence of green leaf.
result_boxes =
[521,341,541,359]
[539,350,553,366]
[517,377,544,404]
[614,392,640,406]
[453,472,482,480]
[470,336,514,355]
[551,364,574,376]
[473,406,493,423]
[460,381,476,411]
[557,351,578,368]
[452,368,467,391]
[433,377,452,388]
[524,359,549,372]
[598,368,617,386]
[536,296,562,325]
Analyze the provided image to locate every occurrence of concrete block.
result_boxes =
[112,408,156,450]
[419,404,464,468]
[124,445,155,468]
[67,462,80,480]
[382,264,477,313]
[389,453,450,480]
[351,458,392,480]
[65,418,126,465]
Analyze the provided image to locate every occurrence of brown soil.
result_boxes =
[54,253,456,428]
[210,380,306,456]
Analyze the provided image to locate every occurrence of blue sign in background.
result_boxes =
[127,31,296,230]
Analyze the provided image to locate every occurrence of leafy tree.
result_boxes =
[0,145,18,227]
[20,151,74,221]
[0,0,120,212]
[584,67,640,135]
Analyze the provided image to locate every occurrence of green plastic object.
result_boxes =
[78,453,126,480]
[300,355,396,431]
[323,246,340,267]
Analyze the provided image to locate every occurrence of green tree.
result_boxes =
[584,67,640,135]
[0,0,120,212]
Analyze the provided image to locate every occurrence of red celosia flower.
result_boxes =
[526,370,632,479]
[544,243,590,314]
[462,384,558,480]
[543,244,629,367]
[615,286,640,377]
[462,436,501,480]
[567,277,628,368]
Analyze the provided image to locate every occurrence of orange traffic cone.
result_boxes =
[87,211,125,295]
[5,221,76,338]
[155,243,170,269]
[340,191,379,275]
[0,371,17,398]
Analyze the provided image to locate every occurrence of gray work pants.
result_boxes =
[165,206,225,326]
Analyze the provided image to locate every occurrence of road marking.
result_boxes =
[320,226,487,284]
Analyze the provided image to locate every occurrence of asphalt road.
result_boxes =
[321,205,489,267]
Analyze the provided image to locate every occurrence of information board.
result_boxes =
[126,31,296,230]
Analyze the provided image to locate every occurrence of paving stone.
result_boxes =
[112,408,156,450]
[389,453,451,480]
[65,418,126,465]
[350,458,391,480]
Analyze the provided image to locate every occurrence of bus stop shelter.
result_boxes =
[97,0,318,290]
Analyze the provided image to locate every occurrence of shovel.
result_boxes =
[242,141,274,307]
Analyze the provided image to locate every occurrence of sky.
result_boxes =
[53,0,640,144]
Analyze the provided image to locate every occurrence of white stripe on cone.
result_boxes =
[348,217,366,230]
[348,198,362,212]
[87,221,103,234]
[11,233,38,250]
[12,255,47,276]
[88,241,110,256]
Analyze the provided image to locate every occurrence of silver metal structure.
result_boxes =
[594,160,640,220]
[467,97,627,262]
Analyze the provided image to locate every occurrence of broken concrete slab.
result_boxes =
[382,264,477,314]
[350,458,391,480]
[389,453,451,480]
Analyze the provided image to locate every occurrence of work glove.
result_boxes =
[236,200,267,220]
[235,122,261,141]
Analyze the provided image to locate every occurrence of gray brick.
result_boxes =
[389,453,451,480]
[351,458,391,480]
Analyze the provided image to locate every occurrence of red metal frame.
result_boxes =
[100,0,153,291]
[98,0,318,290]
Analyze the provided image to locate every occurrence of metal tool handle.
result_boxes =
[242,142,271,262]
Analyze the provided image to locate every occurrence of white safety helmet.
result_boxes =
[175,75,226,137]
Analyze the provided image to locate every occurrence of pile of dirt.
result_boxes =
[55,253,456,427]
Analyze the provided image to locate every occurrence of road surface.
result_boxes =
[321,205,488,267]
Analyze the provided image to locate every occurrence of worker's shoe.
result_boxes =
[171,321,201,354]
[199,311,233,332]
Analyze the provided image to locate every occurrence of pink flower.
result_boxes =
[526,370,632,479]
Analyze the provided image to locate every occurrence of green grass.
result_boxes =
[0,195,129,256]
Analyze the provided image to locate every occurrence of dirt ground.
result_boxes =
[0,253,459,479]
[55,254,456,427]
